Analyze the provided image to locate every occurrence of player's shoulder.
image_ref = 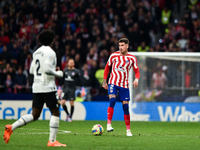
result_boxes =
[63,68,68,72]
[45,47,55,55]
[34,45,55,56]
[110,51,120,57]
[126,52,137,59]
[74,68,80,72]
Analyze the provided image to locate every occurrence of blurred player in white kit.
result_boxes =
[3,29,66,147]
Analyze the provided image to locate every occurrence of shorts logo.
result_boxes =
[110,84,114,93]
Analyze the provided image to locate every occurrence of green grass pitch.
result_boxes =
[0,120,200,150]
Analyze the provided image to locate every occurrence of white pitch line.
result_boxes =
[18,128,71,133]
[15,130,72,135]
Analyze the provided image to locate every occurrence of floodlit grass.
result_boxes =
[0,120,200,150]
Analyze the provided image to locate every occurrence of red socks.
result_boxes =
[107,107,114,124]
[124,114,130,130]
[107,107,130,130]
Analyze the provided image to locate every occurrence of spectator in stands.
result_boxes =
[151,67,167,90]
[185,68,195,88]
[18,45,29,67]
[0,41,3,54]
[98,49,109,67]
[178,32,188,51]
[0,30,10,45]
[61,45,70,70]
[7,65,15,81]
[137,41,149,52]
[0,0,197,96]
[4,74,13,93]
[24,52,32,77]
[53,40,63,68]
[161,7,172,36]
[0,46,11,63]
[169,39,181,52]
[86,47,98,68]
[10,42,21,61]
[74,53,82,69]
[156,44,165,52]
[14,67,26,93]
[80,63,94,87]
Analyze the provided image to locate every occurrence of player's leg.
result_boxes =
[68,100,74,122]
[61,99,70,120]
[122,101,132,136]
[11,107,42,130]
[119,87,132,136]
[3,112,36,144]
[45,92,66,147]
[67,90,75,122]
[107,84,117,132]
[61,92,70,121]
[3,93,44,144]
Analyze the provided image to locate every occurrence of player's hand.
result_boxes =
[56,67,60,71]
[102,80,108,90]
[133,79,138,88]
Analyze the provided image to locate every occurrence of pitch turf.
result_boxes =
[1,120,200,150]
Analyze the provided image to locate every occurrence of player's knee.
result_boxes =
[109,94,116,99]
[70,101,74,106]
[109,94,116,108]
[122,101,129,105]
[61,100,66,106]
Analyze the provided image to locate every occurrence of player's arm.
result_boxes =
[102,63,110,90]
[43,54,63,77]
[59,69,65,86]
[29,58,34,75]
[132,58,140,88]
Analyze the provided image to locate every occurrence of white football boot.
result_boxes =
[107,124,114,132]
[126,129,133,136]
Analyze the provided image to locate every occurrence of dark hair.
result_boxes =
[38,29,56,46]
[118,38,129,45]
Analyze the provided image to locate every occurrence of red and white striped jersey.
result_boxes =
[106,51,139,88]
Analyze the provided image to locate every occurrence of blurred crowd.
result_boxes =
[0,0,199,95]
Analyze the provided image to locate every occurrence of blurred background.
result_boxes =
[0,0,200,103]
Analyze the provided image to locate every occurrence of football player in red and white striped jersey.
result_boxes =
[102,38,140,136]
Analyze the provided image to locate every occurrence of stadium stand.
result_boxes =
[0,0,199,100]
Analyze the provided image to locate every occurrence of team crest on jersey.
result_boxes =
[115,65,126,72]
[126,60,129,64]
[49,56,54,61]
[72,72,75,76]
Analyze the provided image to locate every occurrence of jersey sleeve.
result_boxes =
[43,52,63,77]
[103,54,113,79]
[29,58,34,75]
[59,69,65,86]
[132,56,140,79]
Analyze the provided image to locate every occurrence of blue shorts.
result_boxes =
[108,84,130,101]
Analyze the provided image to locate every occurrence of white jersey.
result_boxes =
[30,45,63,93]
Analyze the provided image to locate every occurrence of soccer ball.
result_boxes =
[92,124,104,136]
